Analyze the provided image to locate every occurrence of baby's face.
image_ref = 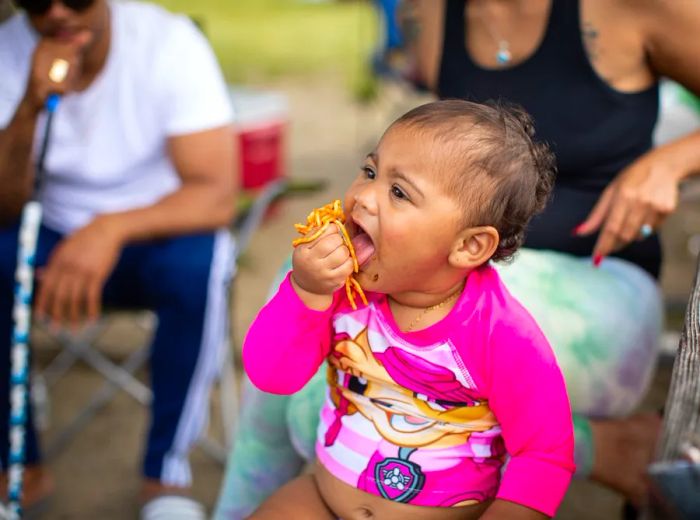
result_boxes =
[344,124,464,294]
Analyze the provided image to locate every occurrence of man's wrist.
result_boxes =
[91,214,129,247]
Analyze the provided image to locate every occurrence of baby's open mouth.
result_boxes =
[348,220,375,268]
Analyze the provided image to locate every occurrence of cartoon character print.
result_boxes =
[324,328,504,507]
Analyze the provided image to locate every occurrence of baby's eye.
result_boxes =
[362,166,376,180]
[391,184,408,200]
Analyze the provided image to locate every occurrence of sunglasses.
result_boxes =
[15,0,95,15]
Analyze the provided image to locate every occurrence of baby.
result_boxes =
[243,100,574,520]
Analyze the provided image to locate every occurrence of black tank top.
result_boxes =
[439,0,661,277]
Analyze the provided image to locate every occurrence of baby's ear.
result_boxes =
[448,226,499,269]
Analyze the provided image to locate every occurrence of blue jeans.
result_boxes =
[0,221,234,485]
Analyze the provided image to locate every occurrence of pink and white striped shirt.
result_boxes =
[244,266,575,516]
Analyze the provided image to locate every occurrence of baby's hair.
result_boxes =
[391,99,556,262]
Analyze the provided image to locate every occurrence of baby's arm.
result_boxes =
[243,224,354,394]
[483,315,576,518]
[242,272,334,394]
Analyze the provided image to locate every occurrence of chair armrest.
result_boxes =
[232,178,288,258]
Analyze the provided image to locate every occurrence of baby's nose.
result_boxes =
[353,186,378,214]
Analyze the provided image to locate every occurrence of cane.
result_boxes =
[5,91,61,520]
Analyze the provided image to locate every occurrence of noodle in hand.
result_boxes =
[292,200,368,310]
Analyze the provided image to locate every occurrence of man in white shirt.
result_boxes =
[0,1,236,517]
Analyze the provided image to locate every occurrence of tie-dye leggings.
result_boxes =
[213,249,663,519]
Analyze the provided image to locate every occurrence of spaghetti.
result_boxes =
[292,200,368,310]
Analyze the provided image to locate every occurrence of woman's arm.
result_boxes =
[576,0,700,259]
[400,0,446,91]
[643,1,700,96]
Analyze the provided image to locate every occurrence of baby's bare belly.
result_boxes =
[315,462,491,520]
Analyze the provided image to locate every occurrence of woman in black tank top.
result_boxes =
[439,0,661,276]
[405,0,700,513]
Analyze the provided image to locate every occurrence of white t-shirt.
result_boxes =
[0,1,234,233]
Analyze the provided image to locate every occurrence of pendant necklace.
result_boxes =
[476,5,513,66]
[495,40,512,65]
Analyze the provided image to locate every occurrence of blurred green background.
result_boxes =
[154,0,377,85]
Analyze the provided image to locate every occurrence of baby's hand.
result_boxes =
[291,223,354,309]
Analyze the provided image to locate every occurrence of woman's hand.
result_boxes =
[291,224,354,310]
[574,147,682,264]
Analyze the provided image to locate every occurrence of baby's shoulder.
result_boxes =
[461,268,553,358]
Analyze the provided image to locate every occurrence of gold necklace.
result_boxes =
[403,287,463,333]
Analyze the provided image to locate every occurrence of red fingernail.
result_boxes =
[571,223,585,236]
[593,254,603,267]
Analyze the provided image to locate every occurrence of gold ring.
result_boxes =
[48,58,70,83]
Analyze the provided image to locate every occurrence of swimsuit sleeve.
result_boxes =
[486,306,576,517]
[242,272,335,394]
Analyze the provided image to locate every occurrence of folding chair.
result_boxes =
[31,178,288,464]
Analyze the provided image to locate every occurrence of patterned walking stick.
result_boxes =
[4,93,60,520]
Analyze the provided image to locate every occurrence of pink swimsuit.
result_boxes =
[354,439,503,506]
[244,266,575,516]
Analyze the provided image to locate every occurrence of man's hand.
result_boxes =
[35,217,124,330]
[291,224,354,310]
[24,31,92,112]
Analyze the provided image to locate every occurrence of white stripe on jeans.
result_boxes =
[161,229,236,486]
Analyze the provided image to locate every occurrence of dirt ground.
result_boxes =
[29,76,699,519]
